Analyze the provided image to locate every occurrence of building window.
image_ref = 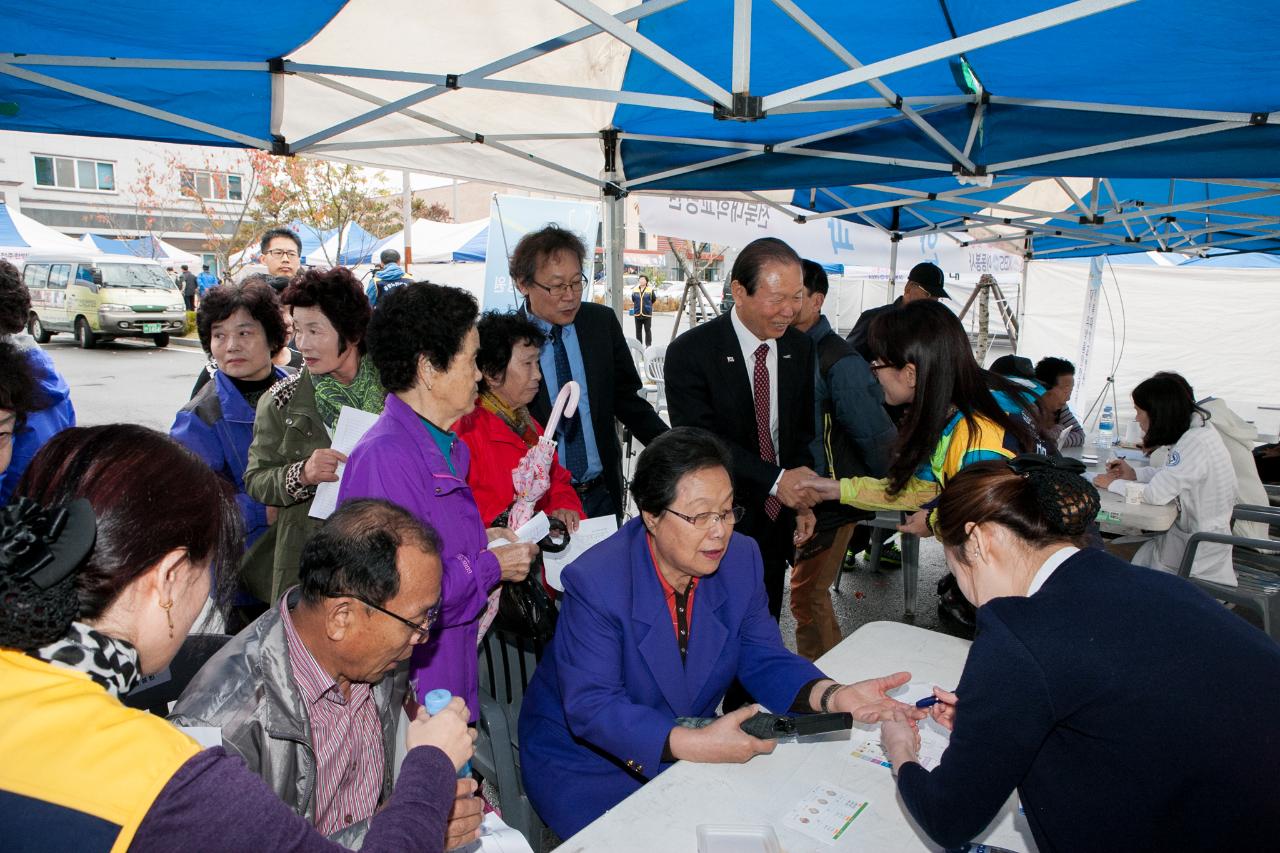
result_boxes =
[179,168,245,201]
[33,155,115,191]
[638,226,647,250]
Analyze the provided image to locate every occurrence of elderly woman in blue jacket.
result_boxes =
[519,427,921,839]
[171,278,293,549]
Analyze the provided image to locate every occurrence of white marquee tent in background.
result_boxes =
[0,203,84,264]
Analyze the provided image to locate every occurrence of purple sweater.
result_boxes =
[131,745,456,851]
[337,393,502,722]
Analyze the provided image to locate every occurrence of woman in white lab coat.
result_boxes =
[1093,372,1237,586]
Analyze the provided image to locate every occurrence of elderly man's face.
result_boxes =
[348,544,442,684]
[731,260,804,340]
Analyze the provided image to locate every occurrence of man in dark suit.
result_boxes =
[664,237,820,620]
[513,225,668,518]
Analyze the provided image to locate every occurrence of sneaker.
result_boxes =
[875,541,903,570]
[841,547,860,572]
[936,573,976,631]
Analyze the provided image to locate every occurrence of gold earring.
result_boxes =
[160,599,175,639]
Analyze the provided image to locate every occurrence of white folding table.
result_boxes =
[559,621,1038,853]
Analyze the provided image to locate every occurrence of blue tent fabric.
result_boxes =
[0,205,27,248]
[452,226,488,262]
[0,1,345,147]
[84,233,172,259]
[335,223,384,266]
[5,1,1280,212]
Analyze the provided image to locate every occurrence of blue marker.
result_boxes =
[915,695,941,709]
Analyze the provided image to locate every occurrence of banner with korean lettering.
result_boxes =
[482,194,600,311]
[635,195,1020,281]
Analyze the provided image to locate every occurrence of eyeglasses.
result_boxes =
[868,359,899,372]
[264,249,300,260]
[665,505,745,530]
[527,274,588,298]
[331,593,439,641]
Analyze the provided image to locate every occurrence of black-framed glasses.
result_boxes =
[264,249,300,260]
[527,274,588,298]
[331,593,439,641]
[665,505,745,530]
[868,359,899,372]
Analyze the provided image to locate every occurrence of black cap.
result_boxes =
[907,262,949,298]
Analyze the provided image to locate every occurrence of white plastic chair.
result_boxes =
[627,337,658,407]
[644,343,668,416]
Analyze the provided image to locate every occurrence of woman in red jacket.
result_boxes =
[456,312,584,533]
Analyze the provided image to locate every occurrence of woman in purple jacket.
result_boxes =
[338,283,537,721]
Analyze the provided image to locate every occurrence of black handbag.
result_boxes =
[489,510,568,643]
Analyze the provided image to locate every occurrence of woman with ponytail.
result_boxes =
[878,455,1280,852]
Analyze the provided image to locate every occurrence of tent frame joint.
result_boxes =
[1250,112,1270,125]
[271,135,291,156]
[1078,214,1105,225]
[268,57,288,75]
[952,162,987,177]
[713,92,764,122]
[446,74,460,89]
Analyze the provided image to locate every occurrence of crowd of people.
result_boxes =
[1,223,1278,852]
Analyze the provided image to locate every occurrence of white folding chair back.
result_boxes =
[644,343,668,416]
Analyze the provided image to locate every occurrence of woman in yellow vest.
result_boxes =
[0,424,474,853]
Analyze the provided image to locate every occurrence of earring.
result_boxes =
[160,599,175,639]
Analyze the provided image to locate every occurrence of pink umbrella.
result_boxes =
[478,381,580,642]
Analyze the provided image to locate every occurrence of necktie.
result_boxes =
[550,325,589,480]
[753,343,782,521]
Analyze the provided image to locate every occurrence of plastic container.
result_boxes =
[696,825,781,853]
[1097,405,1115,452]
[423,688,471,778]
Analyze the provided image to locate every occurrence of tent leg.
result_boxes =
[886,236,899,304]
[604,189,626,320]
[1015,250,1030,352]
[402,171,414,265]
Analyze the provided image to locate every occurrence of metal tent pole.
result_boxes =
[602,130,626,320]
[402,171,414,265]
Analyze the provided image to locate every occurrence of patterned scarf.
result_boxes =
[480,390,538,448]
[34,621,141,698]
[312,355,385,429]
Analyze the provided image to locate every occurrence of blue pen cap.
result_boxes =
[423,688,453,716]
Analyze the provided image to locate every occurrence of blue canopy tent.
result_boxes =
[5,0,1280,304]
[452,226,489,262]
[333,222,384,266]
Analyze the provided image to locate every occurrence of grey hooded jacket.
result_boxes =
[170,589,408,848]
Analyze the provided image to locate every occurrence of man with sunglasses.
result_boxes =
[172,499,482,851]
[513,224,668,518]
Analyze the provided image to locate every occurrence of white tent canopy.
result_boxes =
[1018,258,1280,433]
[0,203,86,264]
[372,218,489,264]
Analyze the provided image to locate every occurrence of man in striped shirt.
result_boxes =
[172,500,483,850]
[1035,357,1086,448]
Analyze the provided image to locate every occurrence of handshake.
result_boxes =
[776,467,842,510]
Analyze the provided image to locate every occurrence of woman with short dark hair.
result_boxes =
[519,426,922,839]
[338,283,537,722]
[1093,371,1238,584]
[190,273,303,399]
[0,425,475,852]
[172,280,294,565]
[0,340,38,477]
[243,267,383,605]
[880,455,1280,852]
[455,311,583,533]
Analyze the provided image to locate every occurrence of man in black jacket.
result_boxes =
[514,225,667,518]
[664,237,820,620]
[846,261,950,360]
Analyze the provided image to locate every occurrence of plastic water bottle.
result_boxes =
[1096,405,1116,454]
[423,688,472,778]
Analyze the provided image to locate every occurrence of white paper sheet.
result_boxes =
[543,514,619,591]
[487,511,551,550]
[308,406,382,520]
[779,783,871,845]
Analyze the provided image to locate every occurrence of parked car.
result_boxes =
[24,251,187,348]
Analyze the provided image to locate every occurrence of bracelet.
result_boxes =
[819,682,843,713]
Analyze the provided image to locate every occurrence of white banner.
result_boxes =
[482,195,600,311]
[636,195,1021,282]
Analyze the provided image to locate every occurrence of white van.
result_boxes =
[23,251,188,348]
